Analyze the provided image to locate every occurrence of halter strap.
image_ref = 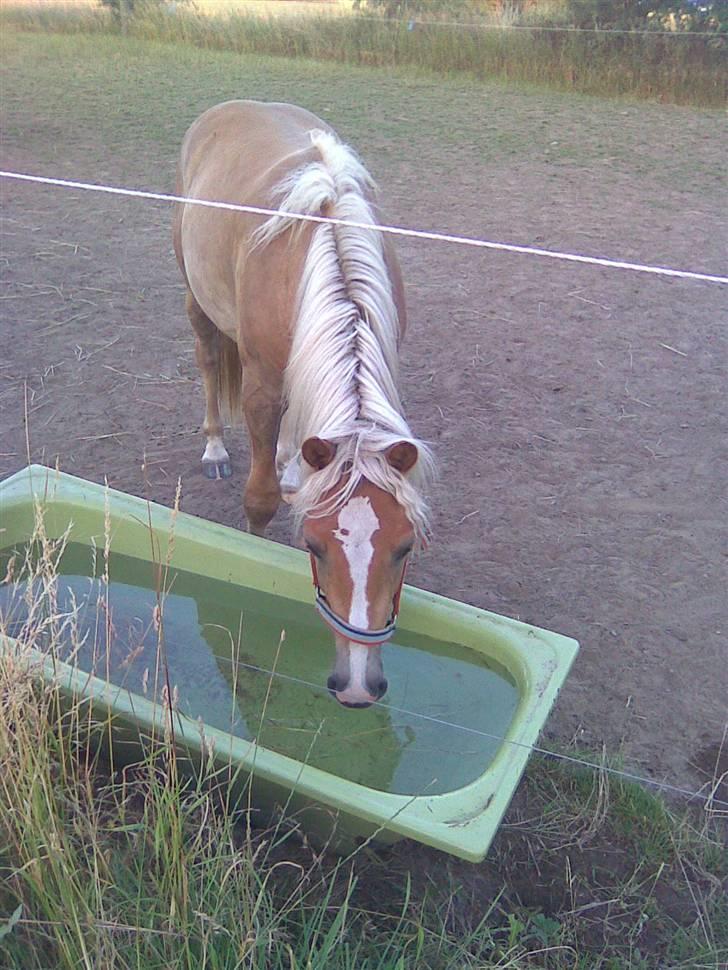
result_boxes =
[310,554,406,646]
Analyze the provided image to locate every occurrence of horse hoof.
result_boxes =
[202,459,232,480]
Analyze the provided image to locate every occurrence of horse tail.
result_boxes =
[217,331,243,425]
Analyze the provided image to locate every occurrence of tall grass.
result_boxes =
[0,508,428,969]
[0,1,725,107]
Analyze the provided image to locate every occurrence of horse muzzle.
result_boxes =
[327,673,388,708]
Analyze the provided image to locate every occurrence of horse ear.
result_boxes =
[385,441,418,474]
[301,437,337,471]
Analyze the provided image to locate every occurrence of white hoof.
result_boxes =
[202,438,232,480]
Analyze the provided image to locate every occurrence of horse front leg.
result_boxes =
[186,290,234,480]
[242,367,283,536]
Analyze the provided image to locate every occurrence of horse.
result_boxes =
[173,101,434,708]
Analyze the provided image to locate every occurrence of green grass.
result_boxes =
[0,1,726,107]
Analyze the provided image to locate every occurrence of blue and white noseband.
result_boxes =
[310,553,404,646]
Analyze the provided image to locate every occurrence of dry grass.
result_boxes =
[0,0,355,13]
[193,0,355,16]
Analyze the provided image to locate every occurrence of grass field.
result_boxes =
[1,24,727,970]
[0,0,725,106]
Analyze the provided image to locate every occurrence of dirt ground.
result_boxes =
[1,31,726,808]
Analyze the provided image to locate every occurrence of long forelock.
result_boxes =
[255,129,435,543]
[291,432,435,547]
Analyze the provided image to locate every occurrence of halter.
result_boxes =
[310,553,406,646]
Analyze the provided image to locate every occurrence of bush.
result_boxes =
[562,0,727,31]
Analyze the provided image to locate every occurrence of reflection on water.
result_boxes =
[0,542,519,795]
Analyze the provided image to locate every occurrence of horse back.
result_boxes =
[173,100,405,375]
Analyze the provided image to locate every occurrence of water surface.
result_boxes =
[0,541,519,795]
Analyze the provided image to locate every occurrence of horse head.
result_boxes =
[299,436,420,708]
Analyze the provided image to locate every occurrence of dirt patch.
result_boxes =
[1,31,727,809]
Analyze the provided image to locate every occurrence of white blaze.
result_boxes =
[333,496,380,695]
[333,496,380,628]
[348,643,370,691]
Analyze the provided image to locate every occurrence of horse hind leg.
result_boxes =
[186,291,236,480]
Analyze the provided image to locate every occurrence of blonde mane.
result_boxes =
[254,131,434,542]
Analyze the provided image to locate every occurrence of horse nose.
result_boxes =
[328,675,376,708]
[327,672,387,696]
[328,677,387,708]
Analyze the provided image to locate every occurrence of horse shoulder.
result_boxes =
[236,224,316,376]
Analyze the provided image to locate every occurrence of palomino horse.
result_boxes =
[173,101,434,707]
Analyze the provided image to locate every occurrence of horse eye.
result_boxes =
[305,540,324,559]
[394,545,413,563]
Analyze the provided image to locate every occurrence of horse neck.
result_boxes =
[255,130,433,537]
[284,221,410,448]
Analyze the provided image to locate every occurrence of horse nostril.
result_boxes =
[376,678,388,698]
[327,675,339,693]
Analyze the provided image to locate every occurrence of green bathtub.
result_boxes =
[0,465,578,861]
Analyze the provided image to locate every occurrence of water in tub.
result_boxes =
[0,541,519,795]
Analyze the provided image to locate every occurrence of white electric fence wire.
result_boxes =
[212,653,728,810]
[1,170,726,285]
[216,4,723,37]
[354,14,723,39]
